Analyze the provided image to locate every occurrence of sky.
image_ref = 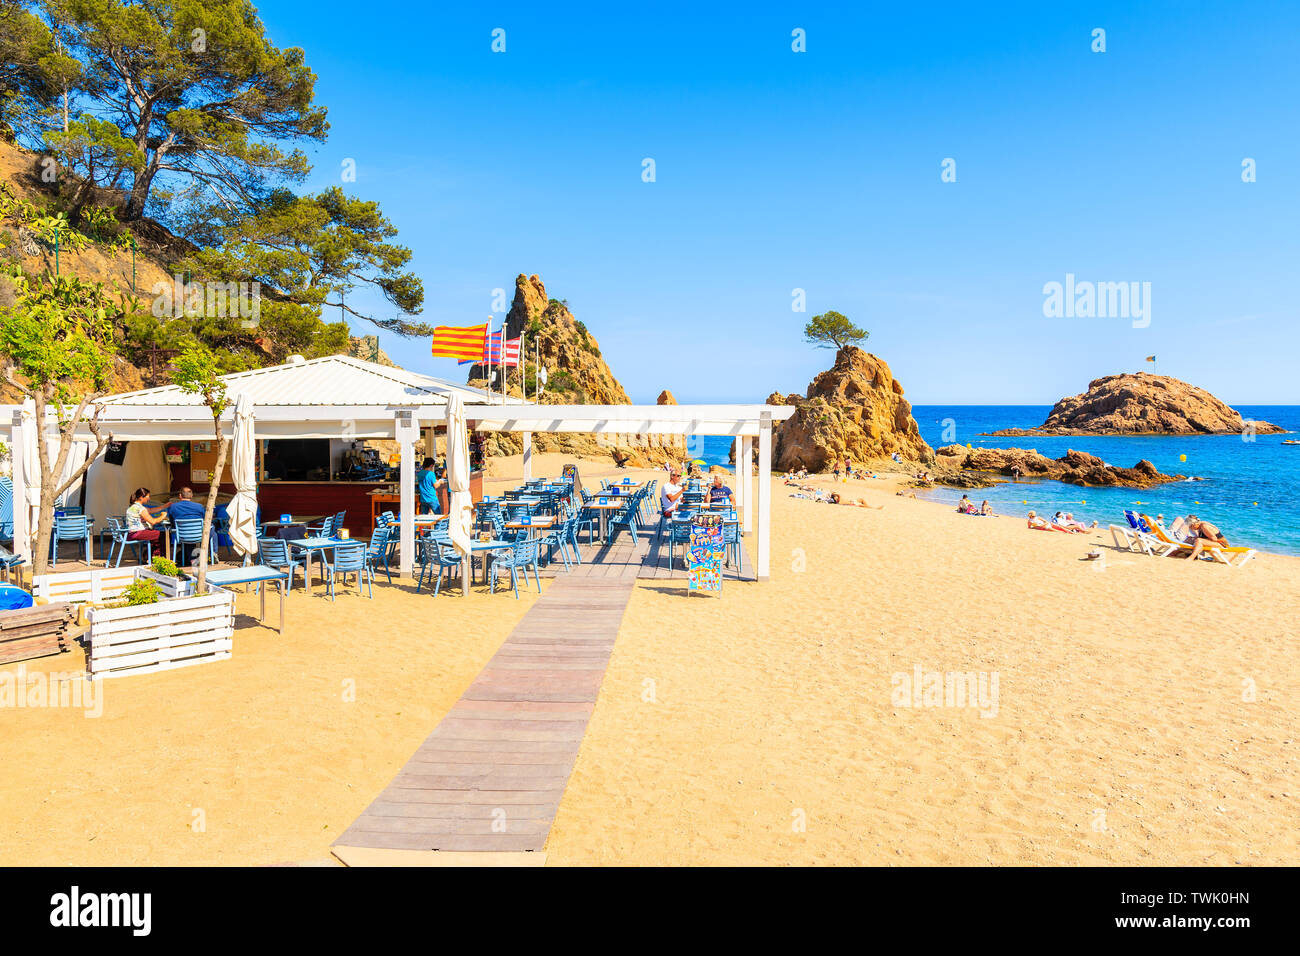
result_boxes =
[256,1,1300,405]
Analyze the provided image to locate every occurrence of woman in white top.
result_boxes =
[126,487,168,552]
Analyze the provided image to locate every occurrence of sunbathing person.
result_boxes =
[1185,517,1229,560]
[980,500,994,516]
[1027,510,1073,532]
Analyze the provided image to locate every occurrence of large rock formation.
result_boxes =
[988,372,1285,437]
[933,444,1185,488]
[769,347,934,472]
[468,274,685,466]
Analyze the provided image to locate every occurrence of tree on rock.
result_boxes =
[804,310,868,350]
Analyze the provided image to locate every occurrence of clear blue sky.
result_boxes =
[259,1,1299,405]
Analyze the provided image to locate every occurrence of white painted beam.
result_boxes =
[522,432,533,480]
[740,435,753,534]
[757,413,771,580]
[395,411,418,578]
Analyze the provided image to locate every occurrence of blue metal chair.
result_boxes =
[307,514,336,538]
[661,516,693,573]
[489,538,542,598]
[256,537,309,589]
[722,519,741,568]
[50,514,93,566]
[99,514,126,557]
[539,515,575,571]
[171,516,216,565]
[575,490,600,544]
[326,542,372,599]
[417,534,463,595]
[607,492,642,545]
[640,480,658,523]
[365,527,393,584]
[0,542,27,585]
[332,510,347,534]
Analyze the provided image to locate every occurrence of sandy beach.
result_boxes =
[2,453,1297,866]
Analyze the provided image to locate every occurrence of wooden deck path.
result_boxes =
[332,526,749,865]
[332,575,636,864]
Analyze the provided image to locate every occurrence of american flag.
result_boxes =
[460,328,521,367]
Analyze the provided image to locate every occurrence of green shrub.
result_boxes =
[122,578,162,606]
[151,555,180,577]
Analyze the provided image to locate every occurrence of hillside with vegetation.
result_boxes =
[1,0,424,401]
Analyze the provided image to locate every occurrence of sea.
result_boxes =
[692,406,1300,556]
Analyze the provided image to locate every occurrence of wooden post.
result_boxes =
[740,435,754,534]
[396,410,417,578]
[522,432,532,481]
[757,414,771,580]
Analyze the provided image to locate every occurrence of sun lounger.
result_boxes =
[1140,514,1257,567]
[1111,510,1175,556]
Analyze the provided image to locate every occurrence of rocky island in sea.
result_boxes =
[985,372,1285,437]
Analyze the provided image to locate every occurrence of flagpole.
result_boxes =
[518,328,525,404]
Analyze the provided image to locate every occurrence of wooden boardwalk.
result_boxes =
[332,575,635,862]
[332,526,749,864]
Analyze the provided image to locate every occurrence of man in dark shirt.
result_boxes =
[151,487,206,522]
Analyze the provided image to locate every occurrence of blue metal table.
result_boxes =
[206,564,291,632]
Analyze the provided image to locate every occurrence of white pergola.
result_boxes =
[1,356,793,579]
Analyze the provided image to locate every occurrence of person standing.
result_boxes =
[417,457,442,515]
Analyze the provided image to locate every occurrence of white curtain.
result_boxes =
[20,400,39,550]
[227,393,259,558]
[445,395,473,560]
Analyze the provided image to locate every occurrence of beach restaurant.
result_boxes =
[1,355,793,580]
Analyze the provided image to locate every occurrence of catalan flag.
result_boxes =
[430,322,489,361]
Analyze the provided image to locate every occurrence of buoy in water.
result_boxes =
[1180,454,1187,462]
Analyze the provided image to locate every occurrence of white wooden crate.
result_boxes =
[85,589,235,680]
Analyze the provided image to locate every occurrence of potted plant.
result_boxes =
[135,555,195,599]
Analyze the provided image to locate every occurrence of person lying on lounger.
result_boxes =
[1028,510,1074,532]
[1185,517,1229,560]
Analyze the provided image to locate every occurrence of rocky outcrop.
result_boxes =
[933,444,1185,488]
[769,347,934,472]
[987,373,1285,436]
[467,274,685,466]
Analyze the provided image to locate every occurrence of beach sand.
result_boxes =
[2,453,1297,865]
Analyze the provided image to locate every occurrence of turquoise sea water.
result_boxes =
[694,406,1300,555]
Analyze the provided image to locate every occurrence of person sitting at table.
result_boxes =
[126,487,168,551]
[149,486,205,522]
[417,457,442,515]
[660,469,685,518]
[707,473,734,506]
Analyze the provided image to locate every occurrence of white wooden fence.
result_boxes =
[85,589,236,680]
[32,567,194,604]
